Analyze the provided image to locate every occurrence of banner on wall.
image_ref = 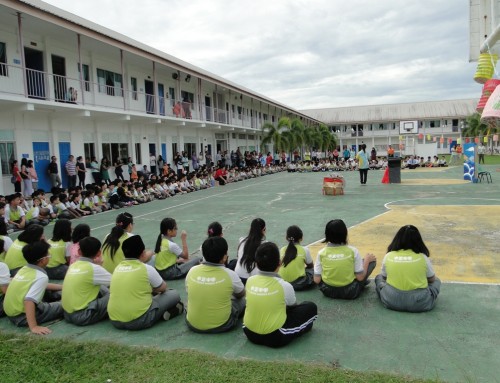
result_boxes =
[463,143,477,182]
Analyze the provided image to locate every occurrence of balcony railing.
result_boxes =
[0,63,268,130]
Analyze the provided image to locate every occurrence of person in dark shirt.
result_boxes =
[47,156,61,188]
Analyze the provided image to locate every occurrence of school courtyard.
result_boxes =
[1,164,499,383]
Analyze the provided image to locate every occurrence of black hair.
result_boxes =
[255,242,280,272]
[50,195,59,203]
[282,225,303,267]
[387,225,430,257]
[323,219,348,245]
[239,218,266,273]
[72,223,91,244]
[59,193,68,203]
[79,237,102,259]
[207,221,223,238]
[0,220,7,236]
[202,237,228,263]
[154,218,177,253]
[102,212,134,260]
[51,219,72,242]
[23,240,51,265]
[18,224,44,244]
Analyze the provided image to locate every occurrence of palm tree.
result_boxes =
[261,121,288,153]
[464,113,489,138]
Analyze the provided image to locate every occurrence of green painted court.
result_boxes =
[1,165,500,383]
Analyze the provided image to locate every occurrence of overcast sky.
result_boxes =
[43,0,480,110]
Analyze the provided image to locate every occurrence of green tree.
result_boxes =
[464,113,489,138]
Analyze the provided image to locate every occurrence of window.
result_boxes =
[97,68,123,96]
[84,143,95,160]
[184,143,196,159]
[180,91,194,105]
[101,143,129,163]
[79,63,90,92]
[0,142,15,175]
[131,77,138,100]
[134,143,141,164]
[172,143,178,157]
[0,42,7,77]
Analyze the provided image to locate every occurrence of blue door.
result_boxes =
[158,83,165,116]
[161,143,167,163]
[32,142,51,192]
[58,142,71,188]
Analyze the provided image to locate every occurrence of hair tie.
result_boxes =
[288,237,295,242]
[116,222,123,227]
[208,228,213,234]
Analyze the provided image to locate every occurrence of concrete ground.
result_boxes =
[1,165,499,382]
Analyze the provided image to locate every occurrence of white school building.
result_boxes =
[0,0,321,194]
[302,99,478,158]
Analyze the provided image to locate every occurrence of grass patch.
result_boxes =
[0,331,440,383]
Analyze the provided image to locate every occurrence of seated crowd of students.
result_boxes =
[0,214,440,348]
[402,155,448,169]
[0,163,287,234]
[286,157,391,173]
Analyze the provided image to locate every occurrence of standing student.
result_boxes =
[234,218,266,283]
[11,160,22,193]
[278,225,314,290]
[108,235,183,330]
[4,241,63,335]
[185,237,245,333]
[62,237,112,326]
[356,144,369,185]
[20,158,33,197]
[375,225,441,312]
[243,242,317,348]
[314,219,376,300]
[46,219,72,280]
[101,213,134,273]
[65,155,77,189]
[154,218,201,280]
[5,224,45,276]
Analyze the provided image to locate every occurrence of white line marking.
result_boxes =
[90,176,281,231]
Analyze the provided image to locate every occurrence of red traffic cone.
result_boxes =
[381,168,389,184]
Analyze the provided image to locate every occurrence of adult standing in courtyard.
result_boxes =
[477,142,486,164]
[356,144,369,185]
[65,155,77,189]
[48,156,61,189]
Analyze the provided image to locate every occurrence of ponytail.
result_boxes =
[282,240,298,267]
[102,226,125,260]
[102,212,133,260]
[155,218,177,253]
[281,225,303,267]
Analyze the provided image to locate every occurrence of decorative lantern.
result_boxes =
[448,138,453,144]
[427,134,431,140]
[475,137,480,143]
[465,138,470,143]
[433,136,437,142]
[476,79,500,112]
[484,136,489,143]
[457,138,462,144]
[399,144,404,150]
[418,133,424,140]
[494,134,499,142]
[474,53,498,84]
[440,136,444,144]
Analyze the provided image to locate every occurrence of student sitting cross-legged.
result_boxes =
[62,237,112,326]
[185,236,245,333]
[243,242,318,348]
[108,235,183,330]
[3,241,63,335]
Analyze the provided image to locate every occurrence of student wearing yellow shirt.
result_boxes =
[375,225,441,312]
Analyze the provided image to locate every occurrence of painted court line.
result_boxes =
[91,176,283,231]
